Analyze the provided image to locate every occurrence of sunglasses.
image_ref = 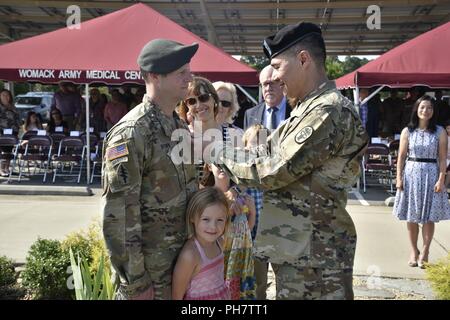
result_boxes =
[220,100,232,108]
[184,93,212,107]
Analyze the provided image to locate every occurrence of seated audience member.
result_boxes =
[23,111,43,133]
[46,109,69,134]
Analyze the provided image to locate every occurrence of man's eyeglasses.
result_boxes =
[184,93,212,107]
[220,100,232,108]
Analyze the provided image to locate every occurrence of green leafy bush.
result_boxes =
[21,238,72,299]
[21,220,113,300]
[425,253,450,300]
[61,221,110,275]
[0,255,16,287]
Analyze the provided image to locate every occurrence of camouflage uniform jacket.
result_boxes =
[219,81,369,270]
[0,105,21,133]
[101,96,198,298]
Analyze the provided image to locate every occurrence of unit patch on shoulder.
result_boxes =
[295,126,313,144]
[106,143,129,161]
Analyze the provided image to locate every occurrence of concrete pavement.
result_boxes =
[0,195,100,263]
[0,190,448,299]
[349,205,449,279]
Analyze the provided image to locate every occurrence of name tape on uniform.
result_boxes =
[106,143,129,161]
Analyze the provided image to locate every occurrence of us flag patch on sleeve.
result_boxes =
[106,143,129,160]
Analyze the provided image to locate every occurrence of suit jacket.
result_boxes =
[243,99,292,130]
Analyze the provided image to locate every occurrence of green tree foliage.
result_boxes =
[241,55,371,79]
[325,56,344,80]
[341,56,370,75]
[240,55,269,71]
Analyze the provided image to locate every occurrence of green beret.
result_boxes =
[263,22,322,59]
[137,39,199,74]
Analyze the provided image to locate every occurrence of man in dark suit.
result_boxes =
[244,65,291,130]
[243,65,291,300]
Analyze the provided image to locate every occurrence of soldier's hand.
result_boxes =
[244,195,256,216]
[131,285,154,300]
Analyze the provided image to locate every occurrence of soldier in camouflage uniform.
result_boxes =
[101,39,199,300]
[213,22,369,299]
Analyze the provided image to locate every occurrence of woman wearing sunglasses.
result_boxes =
[213,81,244,146]
[178,76,220,134]
[212,81,240,127]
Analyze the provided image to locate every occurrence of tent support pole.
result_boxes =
[85,83,90,185]
[4,81,14,96]
[235,84,257,105]
[361,85,385,105]
[353,85,361,192]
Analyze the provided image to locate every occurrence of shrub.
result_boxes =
[61,220,110,275]
[21,238,72,299]
[0,255,16,287]
[21,220,112,300]
[425,253,450,300]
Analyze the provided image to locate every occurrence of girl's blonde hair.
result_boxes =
[212,81,240,124]
[186,187,231,239]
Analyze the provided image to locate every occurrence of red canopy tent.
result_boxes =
[336,21,450,89]
[0,3,257,85]
[0,3,258,184]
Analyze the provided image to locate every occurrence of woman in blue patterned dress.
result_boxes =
[393,95,450,269]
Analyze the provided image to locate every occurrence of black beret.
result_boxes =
[263,22,322,59]
[137,39,199,74]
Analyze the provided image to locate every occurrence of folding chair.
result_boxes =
[388,139,400,173]
[0,135,20,182]
[18,136,53,182]
[52,137,86,183]
[362,143,394,193]
[21,130,38,141]
[49,133,67,161]
[81,133,99,151]
[90,142,103,184]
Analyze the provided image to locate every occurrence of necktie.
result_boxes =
[269,107,279,130]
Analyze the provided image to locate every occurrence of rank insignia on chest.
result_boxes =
[295,126,313,144]
[106,143,129,160]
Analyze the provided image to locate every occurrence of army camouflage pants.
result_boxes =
[271,264,354,300]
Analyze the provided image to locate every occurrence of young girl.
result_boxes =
[23,111,43,132]
[172,187,231,300]
[201,163,257,300]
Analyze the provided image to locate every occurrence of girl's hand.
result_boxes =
[434,180,445,193]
